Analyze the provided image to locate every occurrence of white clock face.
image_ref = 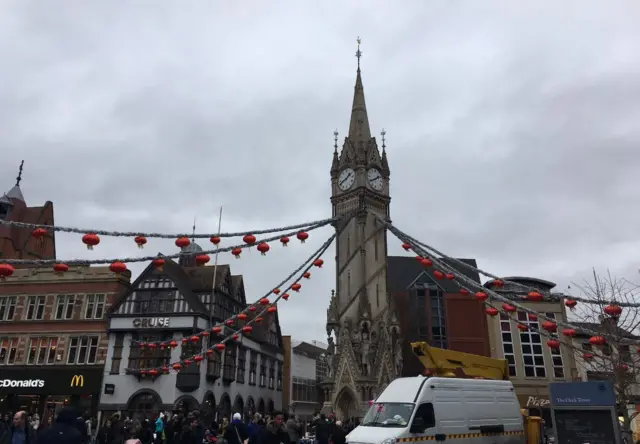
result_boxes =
[338,168,356,191]
[367,168,383,191]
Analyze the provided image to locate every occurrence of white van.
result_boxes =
[346,377,525,444]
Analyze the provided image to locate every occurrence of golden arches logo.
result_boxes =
[70,375,84,388]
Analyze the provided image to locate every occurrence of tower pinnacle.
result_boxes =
[348,37,371,143]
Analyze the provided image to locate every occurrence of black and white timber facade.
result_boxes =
[100,244,284,420]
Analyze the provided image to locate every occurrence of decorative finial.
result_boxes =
[192,216,197,242]
[381,129,386,151]
[15,160,24,187]
[333,129,339,153]
[356,36,362,70]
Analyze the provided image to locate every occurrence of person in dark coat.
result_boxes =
[330,422,346,444]
[312,415,329,444]
[38,408,84,444]
[263,413,289,444]
[0,411,37,444]
[223,414,248,444]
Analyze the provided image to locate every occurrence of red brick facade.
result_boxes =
[0,266,130,368]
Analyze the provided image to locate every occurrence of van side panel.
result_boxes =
[417,378,525,443]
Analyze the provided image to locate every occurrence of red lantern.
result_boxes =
[149,369,159,377]
[238,313,248,321]
[273,288,281,295]
[162,366,169,374]
[280,236,290,247]
[172,363,182,371]
[562,329,576,337]
[415,256,423,261]
[518,324,528,331]
[243,326,253,334]
[604,304,622,317]
[195,254,210,266]
[213,326,222,334]
[215,343,226,352]
[175,237,190,249]
[297,231,309,243]
[148,343,157,349]
[109,261,127,275]
[226,319,235,326]
[232,248,242,259]
[267,306,277,313]
[475,292,488,302]
[201,331,210,337]
[583,353,594,361]
[248,306,257,312]
[232,334,240,341]
[547,339,561,350]
[459,288,470,296]
[303,272,311,279]
[206,349,213,356]
[210,236,221,245]
[183,359,192,366]
[257,242,270,256]
[485,307,499,317]
[541,321,557,333]
[445,273,455,281]
[433,270,444,280]
[53,263,69,274]
[589,336,606,346]
[82,233,100,250]
[190,335,200,343]
[313,258,324,267]
[401,243,411,251]
[152,258,166,271]
[255,316,264,323]
[181,338,188,344]
[565,299,577,309]
[32,227,47,239]
[527,291,544,302]
[134,236,147,249]
[502,303,516,313]
[282,293,290,301]
[243,234,256,245]
[491,279,504,288]
[291,283,302,292]
[421,258,433,268]
[528,313,538,321]
[194,355,204,363]
[169,340,178,348]
[259,298,270,305]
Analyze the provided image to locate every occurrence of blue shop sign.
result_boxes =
[549,381,616,407]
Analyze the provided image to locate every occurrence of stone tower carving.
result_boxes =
[322,46,402,419]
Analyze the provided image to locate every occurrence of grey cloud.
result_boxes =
[2,1,640,341]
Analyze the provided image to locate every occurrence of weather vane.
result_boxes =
[192,216,197,242]
[333,129,339,151]
[356,36,362,69]
[15,160,24,187]
[381,129,386,150]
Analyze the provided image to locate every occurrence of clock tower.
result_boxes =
[323,40,403,418]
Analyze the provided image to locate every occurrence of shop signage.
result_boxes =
[526,396,550,408]
[0,379,45,388]
[0,369,101,395]
[133,317,170,328]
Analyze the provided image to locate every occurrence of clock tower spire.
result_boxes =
[324,38,401,419]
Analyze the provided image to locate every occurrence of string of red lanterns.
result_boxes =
[124,233,335,375]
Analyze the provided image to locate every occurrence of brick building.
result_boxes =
[0,162,56,262]
[0,265,130,420]
[387,256,490,376]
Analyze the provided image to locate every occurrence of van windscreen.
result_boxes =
[361,403,415,428]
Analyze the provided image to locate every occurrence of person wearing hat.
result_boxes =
[223,414,248,444]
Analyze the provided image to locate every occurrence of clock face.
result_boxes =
[338,168,356,191]
[367,168,383,191]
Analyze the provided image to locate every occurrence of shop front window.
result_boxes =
[0,337,19,365]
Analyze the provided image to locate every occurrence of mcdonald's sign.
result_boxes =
[70,375,84,388]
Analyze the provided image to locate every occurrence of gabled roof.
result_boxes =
[387,256,480,293]
[5,185,25,202]
[109,255,208,315]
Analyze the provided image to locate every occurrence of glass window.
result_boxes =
[236,347,246,383]
[25,296,46,320]
[85,294,106,319]
[259,355,267,387]
[0,338,19,364]
[500,316,517,377]
[67,336,100,365]
[127,333,172,369]
[27,338,58,365]
[0,297,17,321]
[249,351,257,385]
[519,313,546,378]
[55,295,76,320]
[361,402,415,428]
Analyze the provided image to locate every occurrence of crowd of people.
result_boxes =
[0,409,357,444]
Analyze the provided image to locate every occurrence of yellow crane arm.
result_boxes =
[411,341,509,380]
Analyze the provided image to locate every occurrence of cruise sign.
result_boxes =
[132,318,170,328]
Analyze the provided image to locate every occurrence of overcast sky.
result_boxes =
[2,1,640,342]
